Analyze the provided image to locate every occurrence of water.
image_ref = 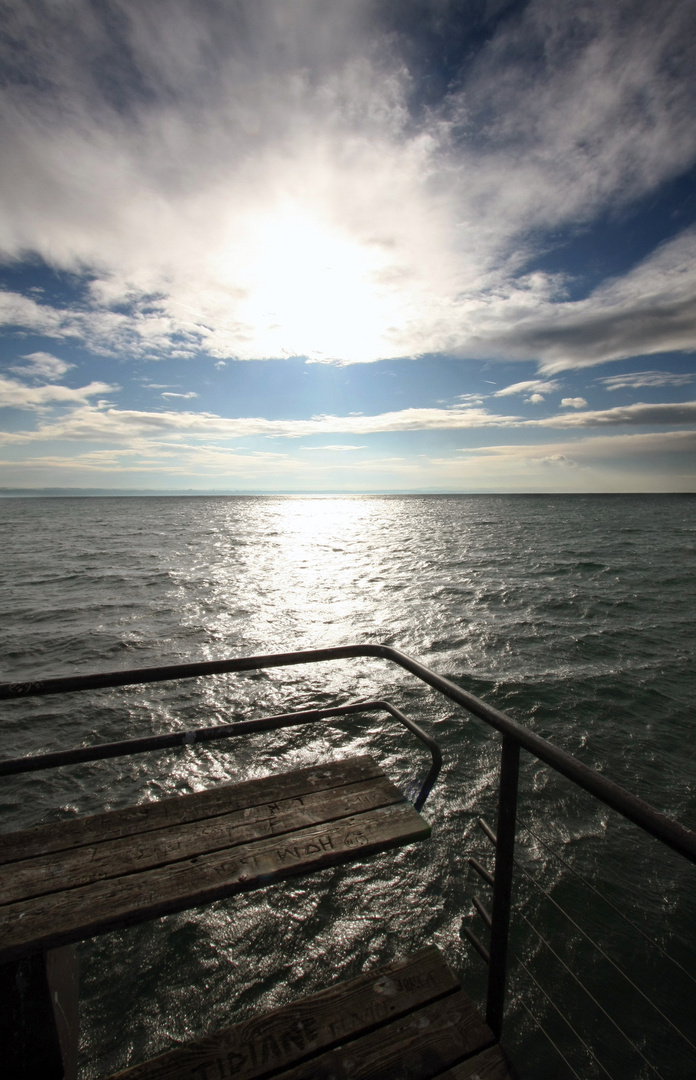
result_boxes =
[1,493,694,1077]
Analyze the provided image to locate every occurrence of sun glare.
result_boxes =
[220,211,401,363]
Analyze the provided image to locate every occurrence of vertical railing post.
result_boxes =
[486,733,520,1040]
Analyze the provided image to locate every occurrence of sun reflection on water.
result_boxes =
[211,495,394,654]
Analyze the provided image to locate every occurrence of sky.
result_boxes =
[1,0,695,493]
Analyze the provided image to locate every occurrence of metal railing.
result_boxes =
[2,643,695,1053]
[0,696,442,811]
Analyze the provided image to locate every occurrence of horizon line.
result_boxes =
[1,488,694,498]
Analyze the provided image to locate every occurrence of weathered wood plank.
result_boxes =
[108,946,459,1080]
[274,990,493,1080]
[0,802,430,962]
[437,1044,515,1079]
[0,756,384,865]
[0,776,404,906]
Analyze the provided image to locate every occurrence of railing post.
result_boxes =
[486,733,520,1040]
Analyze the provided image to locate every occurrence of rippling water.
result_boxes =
[1,494,694,1078]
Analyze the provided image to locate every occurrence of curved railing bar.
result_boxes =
[0,697,442,811]
[1,643,695,862]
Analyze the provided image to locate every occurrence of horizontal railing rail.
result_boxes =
[2,644,694,863]
[2,644,695,1045]
[0,697,442,811]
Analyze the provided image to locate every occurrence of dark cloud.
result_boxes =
[537,401,696,426]
[510,294,696,369]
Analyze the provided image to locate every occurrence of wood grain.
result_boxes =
[0,776,404,906]
[0,756,383,865]
[108,946,460,1080]
[275,989,493,1080]
[0,802,430,962]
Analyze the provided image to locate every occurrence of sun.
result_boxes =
[215,208,401,363]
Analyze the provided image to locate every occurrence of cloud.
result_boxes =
[0,375,116,410]
[12,403,518,444]
[0,289,190,359]
[10,352,74,380]
[494,380,561,397]
[161,391,198,399]
[501,230,696,372]
[0,1,695,367]
[536,454,578,468]
[300,444,367,451]
[462,429,696,461]
[4,393,694,451]
[598,370,694,390]
[533,401,696,427]
[561,397,587,408]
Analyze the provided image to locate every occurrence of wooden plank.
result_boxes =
[108,946,459,1080]
[0,776,405,907]
[437,1045,515,1079]
[0,756,384,865]
[274,990,493,1080]
[0,802,430,962]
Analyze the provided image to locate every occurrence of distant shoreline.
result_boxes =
[1,489,694,498]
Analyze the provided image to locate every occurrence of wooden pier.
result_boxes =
[109,946,512,1080]
[3,644,696,1077]
[0,756,428,962]
[0,753,511,1078]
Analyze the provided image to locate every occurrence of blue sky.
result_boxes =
[1,0,695,492]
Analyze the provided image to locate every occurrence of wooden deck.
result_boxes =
[108,945,513,1080]
[0,754,429,964]
[0,754,512,1078]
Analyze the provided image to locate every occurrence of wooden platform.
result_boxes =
[0,754,430,963]
[108,945,513,1080]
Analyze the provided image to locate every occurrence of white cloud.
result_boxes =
[0,375,116,410]
[0,1,694,367]
[561,397,588,408]
[598,370,694,390]
[494,380,561,397]
[536,454,578,468]
[2,419,693,490]
[10,352,74,380]
[300,444,367,451]
[22,403,519,443]
[0,289,188,359]
[161,391,198,399]
[3,394,694,452]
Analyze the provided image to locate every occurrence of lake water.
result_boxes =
[1,493,694,1078]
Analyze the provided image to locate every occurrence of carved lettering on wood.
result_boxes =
[189,1015,320,1079]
